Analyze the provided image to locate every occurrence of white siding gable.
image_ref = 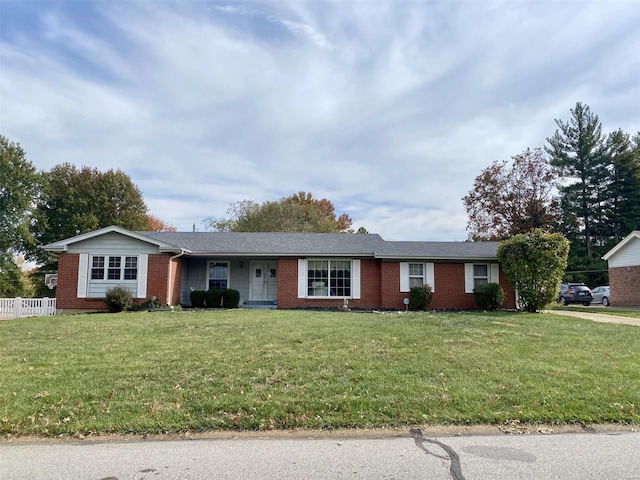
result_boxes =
[608,236,640,268]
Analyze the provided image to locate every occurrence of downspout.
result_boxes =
[167,250,186,306]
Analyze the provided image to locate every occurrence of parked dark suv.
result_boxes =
[558,283,593,306]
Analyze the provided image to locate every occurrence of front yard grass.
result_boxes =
[1,309,638,438]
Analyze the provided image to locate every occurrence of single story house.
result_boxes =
[602,231,640,307]
[44,226,517,312]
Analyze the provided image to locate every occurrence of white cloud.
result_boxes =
[1,0,639,239]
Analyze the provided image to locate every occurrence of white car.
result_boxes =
[591,286,611,306]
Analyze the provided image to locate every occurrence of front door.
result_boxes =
[249,262,278,301]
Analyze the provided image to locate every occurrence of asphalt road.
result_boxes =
[2,428,639,480]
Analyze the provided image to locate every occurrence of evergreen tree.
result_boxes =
[602,129,640,244]
[546,102,607,258]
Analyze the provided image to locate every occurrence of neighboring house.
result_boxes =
[43,226,517,312]
[602,231,640,307]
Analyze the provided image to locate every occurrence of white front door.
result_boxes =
[249,262,278,301]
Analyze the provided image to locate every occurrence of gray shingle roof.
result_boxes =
[141,232,387,256]
[140,231,499,260]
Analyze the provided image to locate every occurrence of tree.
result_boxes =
[146,214,177,232]
[497,230,569,313]
[206,192,355,233]
[0,135,40,256]
[0,136,41,296]
[601,129,640,244]
[546,102,607,258]
[462,148,558,241]
[30,164,149,264]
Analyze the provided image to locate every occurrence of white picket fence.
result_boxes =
[0,297,57,319]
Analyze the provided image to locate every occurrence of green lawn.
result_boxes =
[549,304,640,319]
[1,309,638,438]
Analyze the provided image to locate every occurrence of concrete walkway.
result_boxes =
[545,309,640,327]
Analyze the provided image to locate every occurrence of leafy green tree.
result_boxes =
[463,148,558,240]
[0,136,41,296]
[498,230,569,313]
[30,164,149,264]
[206,192,355,233]
[0,256,35,297]
[0,135,40,256]
[546,102,607,258]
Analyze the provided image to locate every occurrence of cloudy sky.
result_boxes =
[2,1,639,241]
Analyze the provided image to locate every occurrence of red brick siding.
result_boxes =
[55,252,174,311]
[277,258,382,309]
[277,258,516,310]
[609,266,640,306]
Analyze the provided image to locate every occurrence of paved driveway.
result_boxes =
[546,309,640,326]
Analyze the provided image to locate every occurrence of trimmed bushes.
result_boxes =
[190,290,206,308]
[105,286,134,313]
[205,289,223,308]
[190,289,240,308]
[222,288,240,309]
[473,282,505,310]
[409,284,433,311]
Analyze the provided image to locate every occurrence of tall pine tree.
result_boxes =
[602,129,640,244]
[546,102,607,258]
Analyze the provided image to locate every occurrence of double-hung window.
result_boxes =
[409,263,425,288]
[400,262,435,292]
[472,264,489,288]
[91,255,138,280]
[307,260,351,297]
[208,261,229,290]
[464,263,499,293]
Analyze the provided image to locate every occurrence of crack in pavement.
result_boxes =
[410,427,466,480]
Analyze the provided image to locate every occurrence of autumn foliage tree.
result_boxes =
[462,148,558,241]
[146,214,177,232]
[206,191,354,233]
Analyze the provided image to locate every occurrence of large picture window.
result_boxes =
[91,255,138,281]
[307,260,351,297]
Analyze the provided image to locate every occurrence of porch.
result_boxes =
[180,257,279,307]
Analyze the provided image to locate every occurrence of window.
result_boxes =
[464,263,499,293]
[473,264,489,288]
[124,257,138,280]
[108,256,121,279]
[400,262,435,293]
[208,262,229,289]
[91,256,105,279]
[91,255,138,281]
[307,260,351,297]
[409,263,425,288]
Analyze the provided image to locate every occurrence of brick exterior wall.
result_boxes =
[609,266,640,306]
[56,252,175,311]
[58,253,516,312]
[278,258,516,310]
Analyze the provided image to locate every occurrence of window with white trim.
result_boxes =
[473,264,489,288]
[307,260,351,297]
[91,255,138,280]
[409,263,425,288]
[208,261,229,289]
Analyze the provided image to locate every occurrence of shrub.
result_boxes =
[409,284,433,311]
[205,288,223,308]
[498,230,569,312]
[190,290,206,308]
[130,295,161,311]
[473,283,505,310]
[222,288,240,308]
[105,286,134,313]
